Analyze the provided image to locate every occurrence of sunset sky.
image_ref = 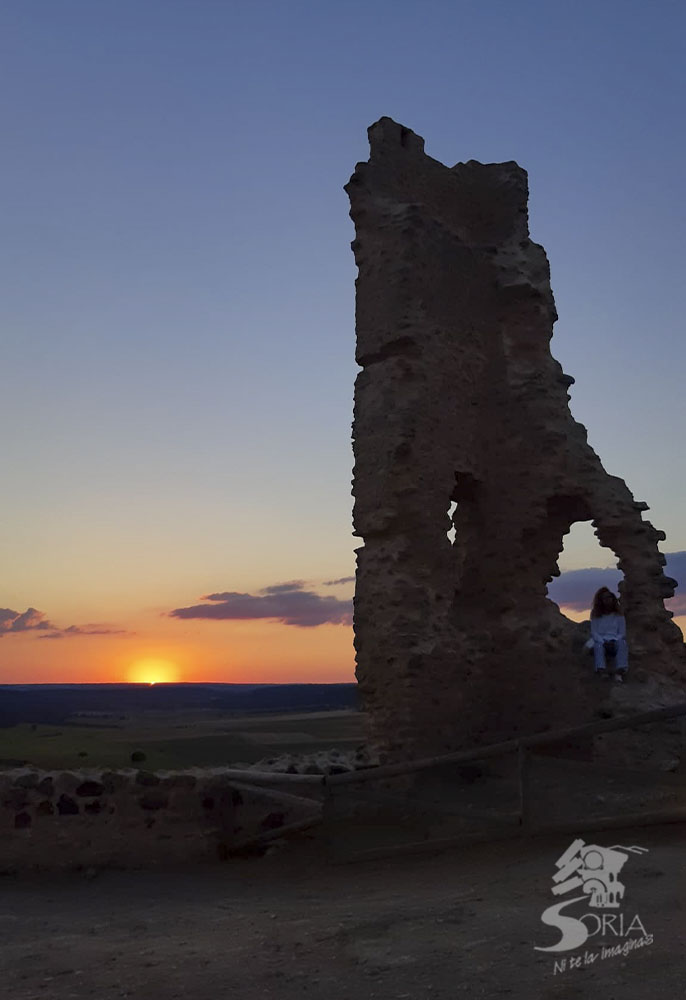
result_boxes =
[2,1,685,684]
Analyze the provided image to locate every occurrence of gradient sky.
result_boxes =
[2,0,684,683]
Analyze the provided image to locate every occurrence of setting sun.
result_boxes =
[127,657,180,685]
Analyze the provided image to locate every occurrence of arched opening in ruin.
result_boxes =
[547,520,624,623]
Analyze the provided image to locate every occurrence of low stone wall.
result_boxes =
[0,766,322,871]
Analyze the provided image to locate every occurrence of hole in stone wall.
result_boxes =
[57,794,79,816]
[547,521,623,623]
[447,500,457,544]
[76,780,103,797]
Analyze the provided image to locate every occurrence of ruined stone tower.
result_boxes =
[347,118,685,759]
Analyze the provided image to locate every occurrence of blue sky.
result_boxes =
[1,0,684,679]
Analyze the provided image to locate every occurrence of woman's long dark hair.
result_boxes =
[591,587,621,618]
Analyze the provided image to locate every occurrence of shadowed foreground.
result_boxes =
[2,825,684,999]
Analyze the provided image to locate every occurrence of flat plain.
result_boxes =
[0,709,366,771]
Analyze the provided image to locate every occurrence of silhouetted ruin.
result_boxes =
[347,118,685,758]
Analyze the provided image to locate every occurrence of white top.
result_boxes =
[589,613,626,643]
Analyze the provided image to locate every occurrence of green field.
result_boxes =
[0,710,366,771]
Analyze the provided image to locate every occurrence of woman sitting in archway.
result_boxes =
[585,587,628,682]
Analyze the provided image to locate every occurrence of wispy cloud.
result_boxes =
[170,580,353,628]
[37,624,130,640]
[322,576,355,586]
[0,607,130,639]
[548,551,686,615]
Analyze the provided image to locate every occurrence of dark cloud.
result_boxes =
[0,607,129,639]
[547,567,621,612]
[201,582,308,603]
[0,608,55,635]
[173,553,686,630]
[548,551,686,615]
[666,593,686,616]
[260,581,308,595]
[170,580,353,628]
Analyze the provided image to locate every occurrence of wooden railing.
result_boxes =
[322,702,686,862]
[223,703,686,858]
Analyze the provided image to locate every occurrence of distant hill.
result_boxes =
[0,683,358,728]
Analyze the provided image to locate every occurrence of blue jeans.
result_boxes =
[594,638,628,672]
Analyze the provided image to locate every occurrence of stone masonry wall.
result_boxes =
[0,766,321,871]
[347,118,686,759]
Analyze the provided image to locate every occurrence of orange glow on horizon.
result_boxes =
[3,610,680,685]
[560,606,591,623]
[127,657,180,685]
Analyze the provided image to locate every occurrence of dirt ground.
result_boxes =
[2,823,684,1000]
